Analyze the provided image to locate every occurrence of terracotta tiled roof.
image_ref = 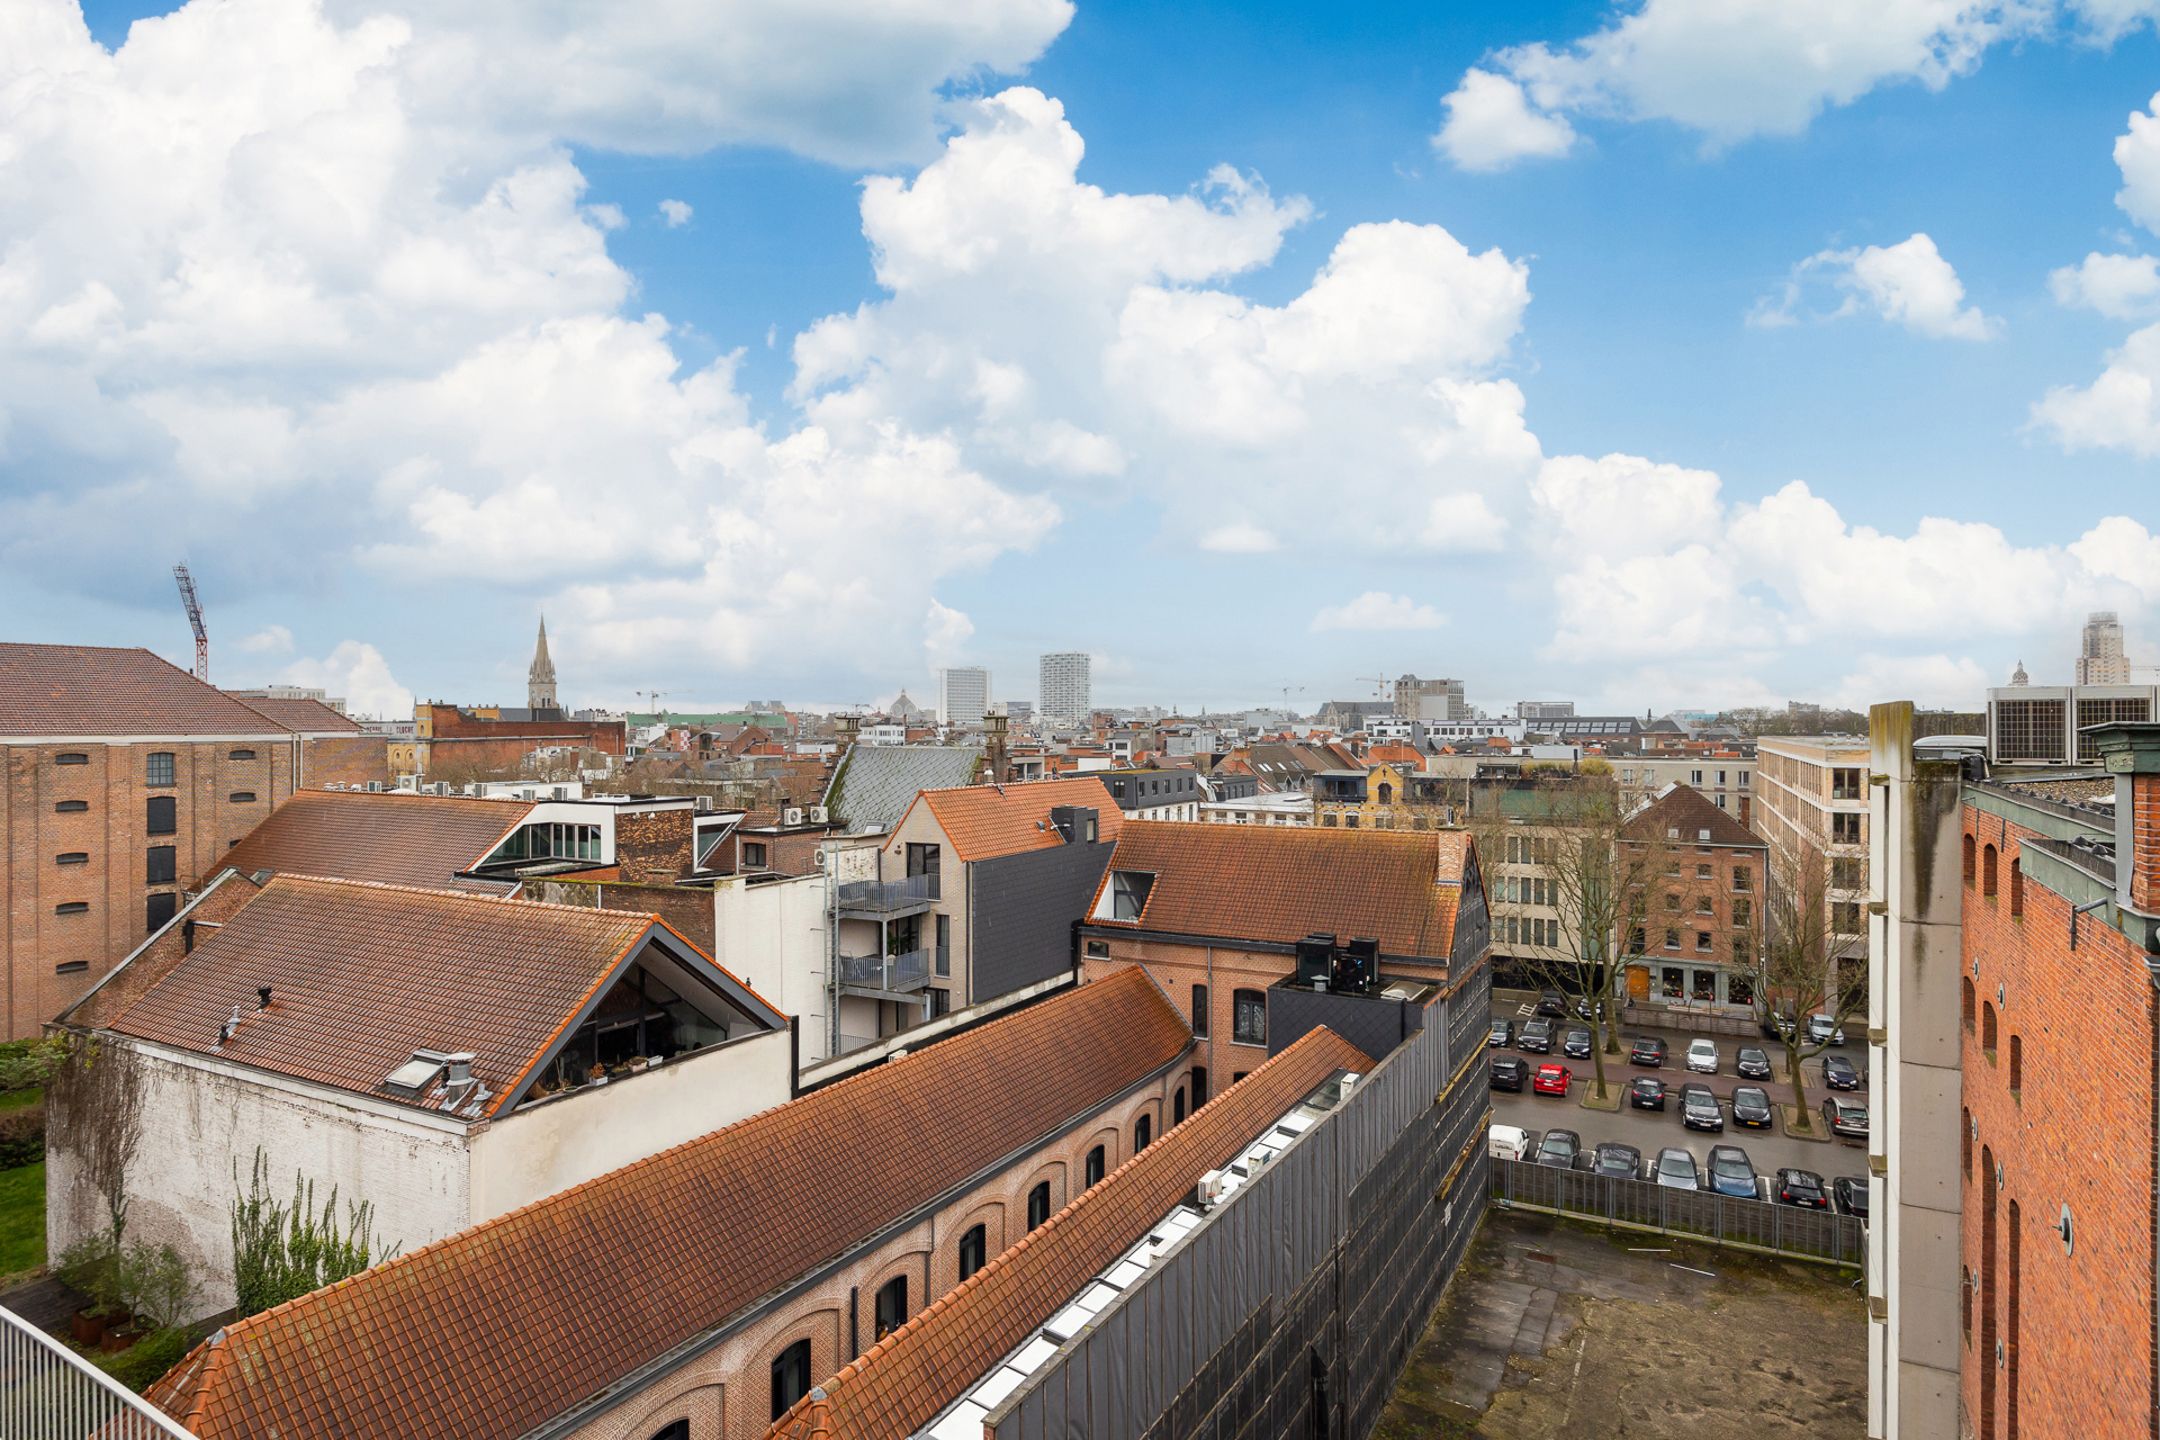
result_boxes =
[208,789,533,890]
[1085,822,1471,961]
[0,643,291,738]
[103,875,673,1115]
[906,776,1126,863]
[226,694,366,733]
[769,1025,1373,1440]
[146,967,1193,1440]
[1622,783,1764,850]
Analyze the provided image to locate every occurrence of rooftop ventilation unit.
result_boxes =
[1294,933,1336,987]
[808,805,829,824]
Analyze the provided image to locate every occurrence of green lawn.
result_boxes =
[0,1087,41,1111]
[0,1162,46,1281]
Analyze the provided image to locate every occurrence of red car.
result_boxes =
[1532,1063,1573,1096]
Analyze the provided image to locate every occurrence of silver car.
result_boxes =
[1652,1146,1700,1190]
[1685,1038,1719,1074]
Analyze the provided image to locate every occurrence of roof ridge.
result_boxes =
[264,871,659,924]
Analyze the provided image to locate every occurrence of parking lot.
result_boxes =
[1486,990,1870,1196]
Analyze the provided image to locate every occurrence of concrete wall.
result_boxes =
[710,872,832,1059]
[46,1042,471,1317]
[469,1030,792,1223]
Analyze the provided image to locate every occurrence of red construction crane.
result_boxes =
[173,563,208,682]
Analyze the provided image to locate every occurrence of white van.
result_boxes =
[1488,1123,1532,1162]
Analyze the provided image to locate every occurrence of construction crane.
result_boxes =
[172,564,208,682]
[1355,674,1392,701]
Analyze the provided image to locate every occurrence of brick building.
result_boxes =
[0,643,383,1039]
[405,700,627,780]
[146,968,1213,1440]
[1616,782,1766,1019]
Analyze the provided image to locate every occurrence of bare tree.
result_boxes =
[1756,838,1866,1134]
[47,1035,144,1244]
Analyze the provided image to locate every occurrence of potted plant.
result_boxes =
[624,1056,648,1074]
[57,1233,118,1345]
[587,1063,609,1087]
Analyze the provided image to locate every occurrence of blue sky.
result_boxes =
[10,0,2160,717]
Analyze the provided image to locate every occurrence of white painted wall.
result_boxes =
[468,1030,791,1220]
[47,1044,472,1318]
[710,871,833,1059]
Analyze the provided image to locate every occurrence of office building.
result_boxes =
[2077,610,2131,684]
[1752,734,1869,965]
[1038,652,1091,728]
[939,666,990,732]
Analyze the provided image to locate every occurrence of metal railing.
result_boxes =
[1490,1158,1865,1267]
[835,873,940,912]
[0,1304,193,1439]
[835,948,932,992]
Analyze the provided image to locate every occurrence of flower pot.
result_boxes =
[69,1310,107,1346]
[98,1317,141,1353]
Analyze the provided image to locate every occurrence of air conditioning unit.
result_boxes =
[1197,1169,1228,1207]
[366,780,384,792]
[784,807,805,826]
[808,805,829,824]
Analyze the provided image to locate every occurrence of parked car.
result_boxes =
[1562,1027,1593,1059]
[1731,1085,1774,1129]
[1684,1038,1719,1074]
[1775,1167,1831,1209]
[1536,1128,1581,1169]
[1536,989,1569,1017]
[1735,1046,1773,1081]
[1628,1075,1668,1111]
[1591,1142,1643,1180]
[1834,1176,1870,1218]
[1821,1094,1869,1139]
[1519,1017,1556,1054]
[1489,1124,1533,1161]
[1679,1083,1724,1133]
[1629,1036,1668,1067]
[1806,1013,1847,1047]
[1489,1018,1515,1049]
[1762,1008,1796,1040]
[1533,1062,1573,1097]
[1823,1054,1863,1091]
[1490,1056,1529,1092]
[1706,1144,1759,1199]
[1574,995,1604,1021]
[1652,1146,1700,1190]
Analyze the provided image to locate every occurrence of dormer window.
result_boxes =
[1110,870,1154,921]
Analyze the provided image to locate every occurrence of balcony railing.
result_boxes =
[835,873,941,914]
[836,947,933,993]
[1,1303,193,1438]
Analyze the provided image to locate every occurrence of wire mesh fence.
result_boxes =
[0,1305,192,1440]
[1491,1157,1865,1266]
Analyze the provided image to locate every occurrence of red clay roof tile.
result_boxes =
[209,789,533,890]
[904,776,1125,863]
[0,643,292,738]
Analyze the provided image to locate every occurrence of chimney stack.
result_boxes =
[2093,722,2160,915]
[984,711,1010,785]
[257,985,273,1010]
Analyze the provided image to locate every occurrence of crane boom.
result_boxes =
[173,564,208,682]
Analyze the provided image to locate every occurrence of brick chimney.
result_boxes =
[984,711,1010,785]
[2093,722,2160,914]
[837,713,860,748]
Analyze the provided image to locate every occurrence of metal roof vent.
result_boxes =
[384,1048,455,1096]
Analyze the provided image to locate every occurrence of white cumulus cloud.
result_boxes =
[279,641,412,720]
[2050,251,2160,318]
[1434,69,1577,172]
[658,198,693,227]
[235,624,295,656]
[1755,233,1997,340]
[1310,592,1448,632]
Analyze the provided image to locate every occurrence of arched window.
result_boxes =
[1028,1180,1051,1230]
[1962,976,1976,1032]
[1963,833,1976,887]
[1085,1144,1105,1187]
[771,1339,812,1420]
[2009,858,2023,918]
[875,1274,908,1338]
[958,1223,988,1281]
[1983,844,1998,898]
[2009,1034,2022,1094]
[1377,781,1394,804]
[1983,1001,1998,1056]
[648,1422,689,1440]
[1173,1086,1187,1125]
[1134,1113,1152,1151]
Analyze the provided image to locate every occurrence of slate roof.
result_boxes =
[226,694,365,733]
[769,1026,1373,1440]
[1085,822,1470,962]
[909,776,1126,864]
[146,967,1193,1440]
[208,789,533,890]
[1622,783,1765,851]
[0,643,292,738]
[102,875,684,1116]
[823,743,981,831]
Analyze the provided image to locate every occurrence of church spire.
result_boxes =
[528,616,558,713]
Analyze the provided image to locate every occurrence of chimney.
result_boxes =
[984,711,1010,784]
[257,985,273,1010]
[2094,722,2160,915]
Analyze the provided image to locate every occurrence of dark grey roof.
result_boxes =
[823,743,981,832]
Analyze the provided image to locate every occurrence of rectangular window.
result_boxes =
[146,752,176,787]
[1832,768,1863,800]
[741,841,768,868]
[55,752,88,766]
[1232,989,1266,1045]
[146,796,176,836]
[1732,897,1751,927]
[55,851,88,866]
[228,749,257,761]
[146,846,176,884]
[228,791,258,804]
[874,1277,908,1340]
[935,913,950,975]
[958,1223,988,1281]
[771,1341,812,1422]
[1695,931,1712,951]
[1191,984,1209,1037]
[54,902,89,916]
[1110,870,1153,921]
[1733,867,1752,892]
[55,800,88,814]
[1833,813,1862,844]
[1084,938,1110,959]
[929,987,951,1017]
[147,891,178,931]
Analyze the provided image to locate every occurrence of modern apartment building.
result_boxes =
[1391,674,1469,722]
[1616,753,1755,821]
[1516,700,1575,720]
[1752,734,1870,965]
[1987,677,2157,767]
[0,643,382,1038]
[1038,652,1091,728]
[938,666,990,732]
[2076,609,2131,684]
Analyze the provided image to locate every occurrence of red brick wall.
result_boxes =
[532,878,719,958]
[2134,774,2159,912]
[300,734,391,789]
[720,830,831,879]
[1960,803,2156,1439]
[2,737,293,1039]
[617,809,695,884]
[420,703,627,754]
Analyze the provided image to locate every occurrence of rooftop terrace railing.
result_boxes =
[0,1303,194,1439]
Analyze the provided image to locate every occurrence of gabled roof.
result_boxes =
[1622,782,1764,850]
[147,967,1192,1440]
[824,743,982,831]
[770,1026,1373,1440]
[208,789,533,890]
[1085,822,1471,962]
[99,875,775,1116]
[0,643,292,738]
[906,776,1126,863]
[227,694,365,734]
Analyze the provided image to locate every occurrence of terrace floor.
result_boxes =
[1376,1208,1866,1439]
